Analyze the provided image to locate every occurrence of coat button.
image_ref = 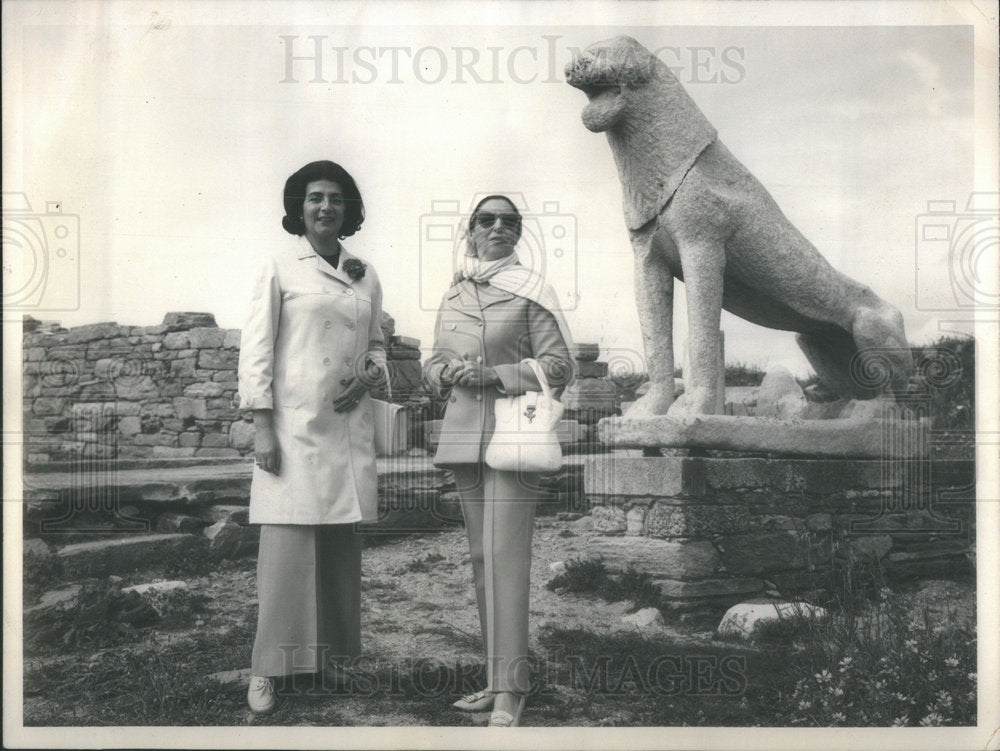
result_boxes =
[448,323,456,330]
[345,288,354,296]
[344,357,353,366]
[450,396,457,403]
[476,356,483,363]
[476,394,482,401]
[476,321,483,327]
[323,357,331,366]
[346,321,355,330]
[324,320,332,329]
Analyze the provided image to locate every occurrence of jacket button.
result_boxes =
[345,288,354,296]
[476,321,483,327]
[450,396,457,403]
[344,357,353,366]
[475,394,482,401]
[323,357,331,366]
[324,320,332,329]
[476,356,483,363]
[448,323,456,330]
[346,321,355,330]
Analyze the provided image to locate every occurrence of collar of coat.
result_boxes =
[445,278,515,319]
[296,237,360,287]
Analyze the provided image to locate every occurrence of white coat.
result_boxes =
[238,237,386,524]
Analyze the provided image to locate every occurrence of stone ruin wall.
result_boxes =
[22,312,624,467]
[21,312,429,466]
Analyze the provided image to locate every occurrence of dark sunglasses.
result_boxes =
[473,211,521,230]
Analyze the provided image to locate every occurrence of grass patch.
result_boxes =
[24,624,254,726]
[25,579,210,656]
[762,583,976,726]
[546,557,662,611]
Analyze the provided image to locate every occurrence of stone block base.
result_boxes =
[583,454,974,611]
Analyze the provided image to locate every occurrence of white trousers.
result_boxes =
[451,465,540,695]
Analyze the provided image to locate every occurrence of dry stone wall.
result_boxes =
[23,313,243,464]
[22,311,432,465]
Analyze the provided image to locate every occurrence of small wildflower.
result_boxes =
[904,638,918,651]
[944,657,960,668]
[967,672,977,682]
[798,700,812,710]
[934,691,953,710]
[829,711,847,725]
[926,670,938,683]
[814,669,832,683]
[919,712,944,727]
[892,692,908,702]
[833,687,845,698]
[891,716,909,727]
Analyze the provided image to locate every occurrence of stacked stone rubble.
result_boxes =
[22,311,432,464]
[23,313,242,464]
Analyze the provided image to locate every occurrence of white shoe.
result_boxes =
[488,694,526,727]
[452,689,494,712]
[247,675,275,713]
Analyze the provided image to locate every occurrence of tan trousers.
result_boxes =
[251,524,362,677]
[452,465,539,695]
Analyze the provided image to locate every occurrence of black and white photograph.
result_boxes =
[3,1,998,749]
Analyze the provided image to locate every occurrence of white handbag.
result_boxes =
[485,358,564,473]
[371,364,408,457]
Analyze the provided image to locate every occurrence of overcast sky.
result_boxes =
[3,3,994,377]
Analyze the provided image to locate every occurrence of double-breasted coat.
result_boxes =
[238,237,386,524]
[423,278,573,466]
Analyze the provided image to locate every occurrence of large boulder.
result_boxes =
[717,600,828,640]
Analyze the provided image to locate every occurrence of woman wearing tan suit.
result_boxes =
[423,195,573,727]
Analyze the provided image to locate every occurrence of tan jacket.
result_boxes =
[238,237,386,524]
[423,279,572,465]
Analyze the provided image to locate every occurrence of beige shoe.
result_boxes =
[452,689,493,712]
[247,675,275,713]
[488,694,525,727]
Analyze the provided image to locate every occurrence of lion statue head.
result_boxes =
[566,36,717,230]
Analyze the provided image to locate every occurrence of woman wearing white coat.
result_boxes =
[238,160,385,713]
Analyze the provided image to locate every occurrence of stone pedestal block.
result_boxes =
[583,454,974,612]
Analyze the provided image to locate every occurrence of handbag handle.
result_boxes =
[381,361,393,402]
[522,358,553,400]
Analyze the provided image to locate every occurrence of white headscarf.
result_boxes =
[458,250,576,363]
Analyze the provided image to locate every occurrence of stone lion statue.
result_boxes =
[566,36,912,418]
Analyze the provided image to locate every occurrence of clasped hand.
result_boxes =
[334,362,383,413]
[440,357,499,388]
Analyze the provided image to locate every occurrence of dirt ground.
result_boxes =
[22,516,976,727]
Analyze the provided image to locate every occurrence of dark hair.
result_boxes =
[281,160,365,238]
[467,194,522,234]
